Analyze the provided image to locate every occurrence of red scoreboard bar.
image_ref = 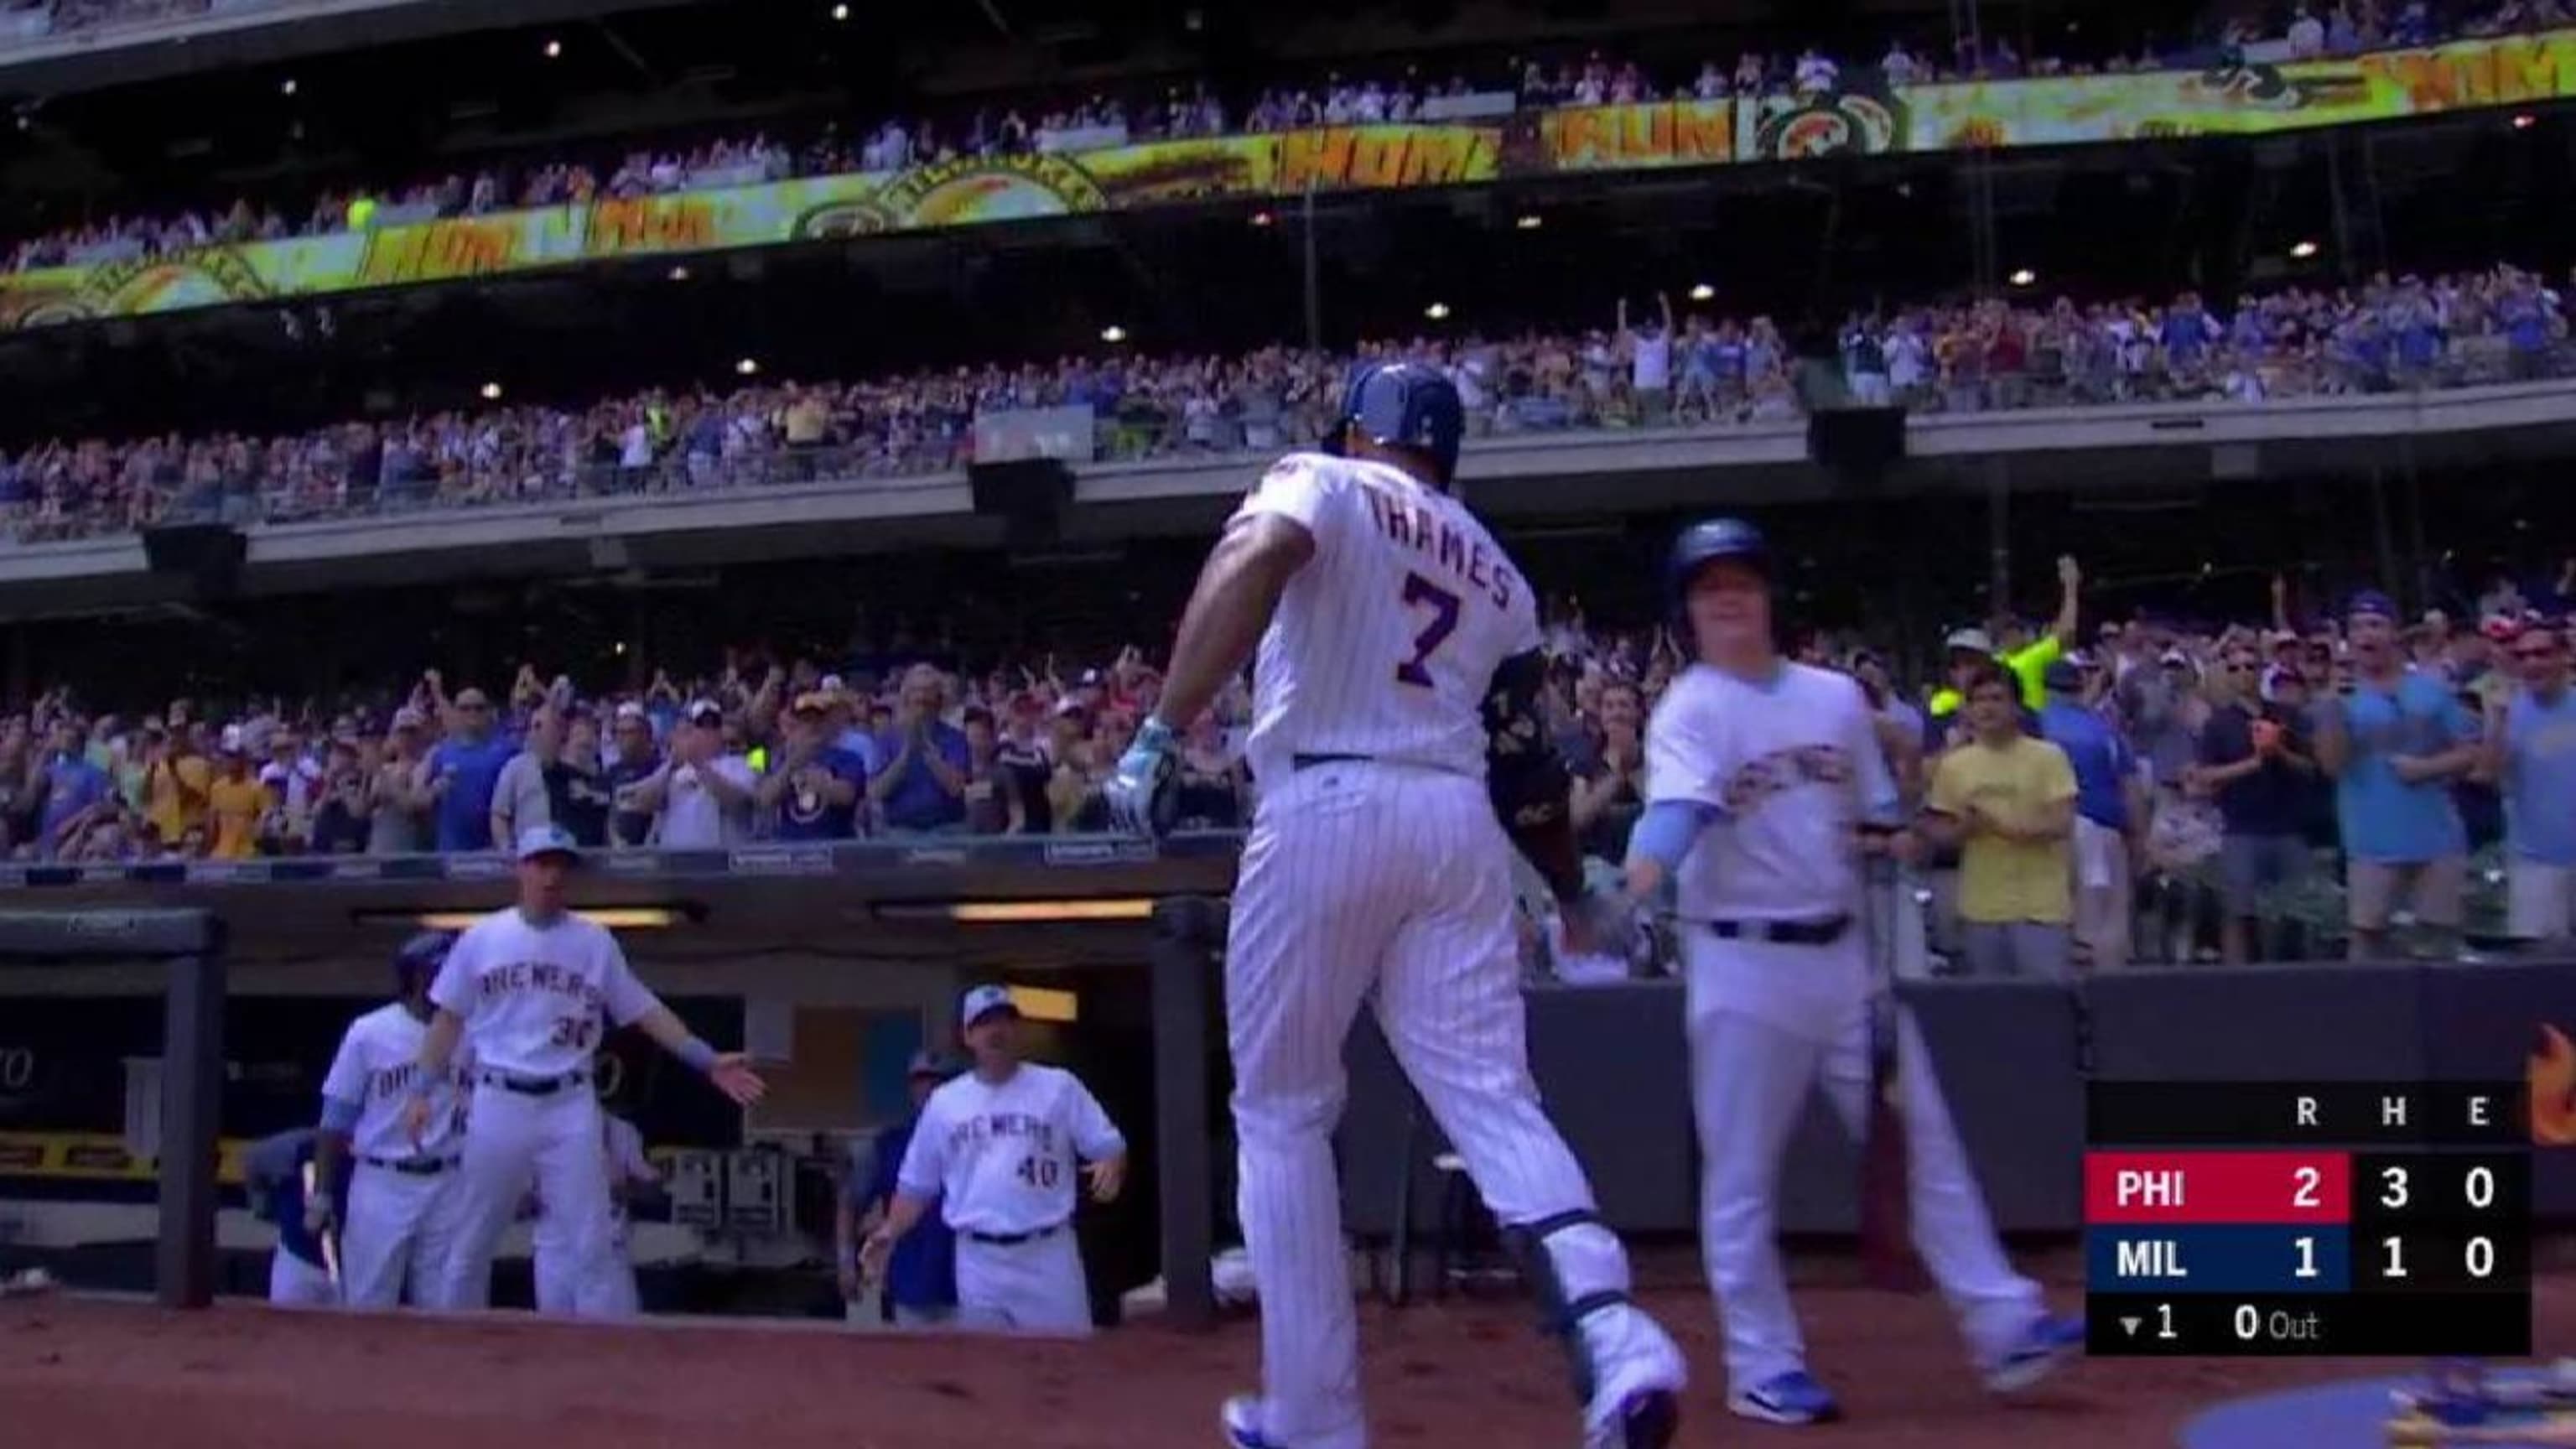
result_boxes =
[2084,1082,2530,1358]
[2085,1151,2350,1225]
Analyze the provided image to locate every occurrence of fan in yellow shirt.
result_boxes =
[143,728,213,846]
[1923,670,2079,979]
[206,746,268,860]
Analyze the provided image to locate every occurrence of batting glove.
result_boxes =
[1104,716,1181,838]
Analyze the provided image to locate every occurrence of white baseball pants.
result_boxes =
[532,1211,640,1319]
[340,1161,473,1310]
[1681,932,2041,1394]
[1228,764,1680,1449]
[953,1228,1091,1334]
[439,1078,616,1317]
[267,1248,337,1308]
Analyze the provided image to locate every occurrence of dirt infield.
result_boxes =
[1,1263,2563,1449]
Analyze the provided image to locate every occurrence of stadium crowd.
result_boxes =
[3,549,2571,978]
[0,261,2564,541]
[0,0,2532,273]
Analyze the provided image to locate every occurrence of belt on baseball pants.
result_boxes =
[479,1068,588,1097]
[360,1156,457,1176]
[962,1219,1068,1247]
[1291,751,1374,771]
[1701,915,1852,947]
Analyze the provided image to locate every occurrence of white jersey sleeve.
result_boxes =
[1238,453,1540,784]
[1066,1074,1125,1161]
[894,1098,946,1202]
[426,928,479,1018]
[597,935,658,1028]
[319,1021,368,1109]
[1644,678,1731,813]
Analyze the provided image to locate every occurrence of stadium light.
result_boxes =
[2289,240,2320,260]
[480,382,503,401]
[1099,325,1129,343]
[1689,283,1716,302]
[1249,210,1274,227]
[831,2,849,16]
[2007,267,2038,288]
[2513,112,2537,130]
[543,38,563,59]
[1515,213,1543,230]
[279,78,298,97]
[668,263,690,281]
[404,906,689,931]
[881,899,1161,925]
[1424,301,1452,320]
[735,356,760,376]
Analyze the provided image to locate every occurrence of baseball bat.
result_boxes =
[1857,858,1927,1294]
[2386,1419,2576,1446]
[302,1162,341,1291]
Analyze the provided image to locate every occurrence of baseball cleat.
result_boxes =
[1983,1313,2086,1394]
[1219,1394,1287,1449]
[1728,1369,1842,1426]
[1586,1387,1680,1448]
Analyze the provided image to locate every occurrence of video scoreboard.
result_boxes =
[2085,1081,2531,1357]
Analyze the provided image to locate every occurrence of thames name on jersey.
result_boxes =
[1352,469,1523,611]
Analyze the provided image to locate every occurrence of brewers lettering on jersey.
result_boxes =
[893,1057,1124,1333]
[1118,365,1683,1449]
[318,998,477,1309]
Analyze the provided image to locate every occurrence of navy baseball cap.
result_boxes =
[959,984,1019,1027]
[2348,589,2400,622]
[2042,660,2084,693]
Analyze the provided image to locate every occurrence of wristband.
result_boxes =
[1135,716,1176,751]
[677,1036,719,1073]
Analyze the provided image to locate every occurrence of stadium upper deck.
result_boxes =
[1,0,2572,333]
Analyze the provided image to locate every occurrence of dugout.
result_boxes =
[0,838,1236,1322]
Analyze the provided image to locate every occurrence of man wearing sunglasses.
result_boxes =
[2191,647,2319,963]
[2479,620,2576,950]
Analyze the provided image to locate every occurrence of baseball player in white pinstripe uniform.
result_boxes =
[1616,518,2082,1426]
[1109,363,1685,1449]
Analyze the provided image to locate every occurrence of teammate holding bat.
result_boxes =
[1612,518,2082,1426]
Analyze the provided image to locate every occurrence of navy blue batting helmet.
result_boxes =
[392,930,455,993]
[1667,517,1770,610]
[1321,361,1465,485]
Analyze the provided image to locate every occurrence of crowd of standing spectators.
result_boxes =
[6,544,2573,985]
[0,262,2564,543]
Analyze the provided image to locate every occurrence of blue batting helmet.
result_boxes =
[392,930,455,993]
[1321,361,1465,485]
[1666,517,1770,610]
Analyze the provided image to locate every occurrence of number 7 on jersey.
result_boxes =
[1395,572,1462,687]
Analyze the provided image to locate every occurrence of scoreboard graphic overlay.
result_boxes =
[2085,1082,2532,1357]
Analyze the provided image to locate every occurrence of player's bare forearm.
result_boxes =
[1157,514,1315,727]
[414,1008,464,1076]
[1621,855,1669,903]
[879,1190,931,1243]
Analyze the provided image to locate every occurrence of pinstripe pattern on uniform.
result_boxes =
[1223,452,1680,1449]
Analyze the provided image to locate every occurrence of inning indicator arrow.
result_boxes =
[2119,1317,2142,1337]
